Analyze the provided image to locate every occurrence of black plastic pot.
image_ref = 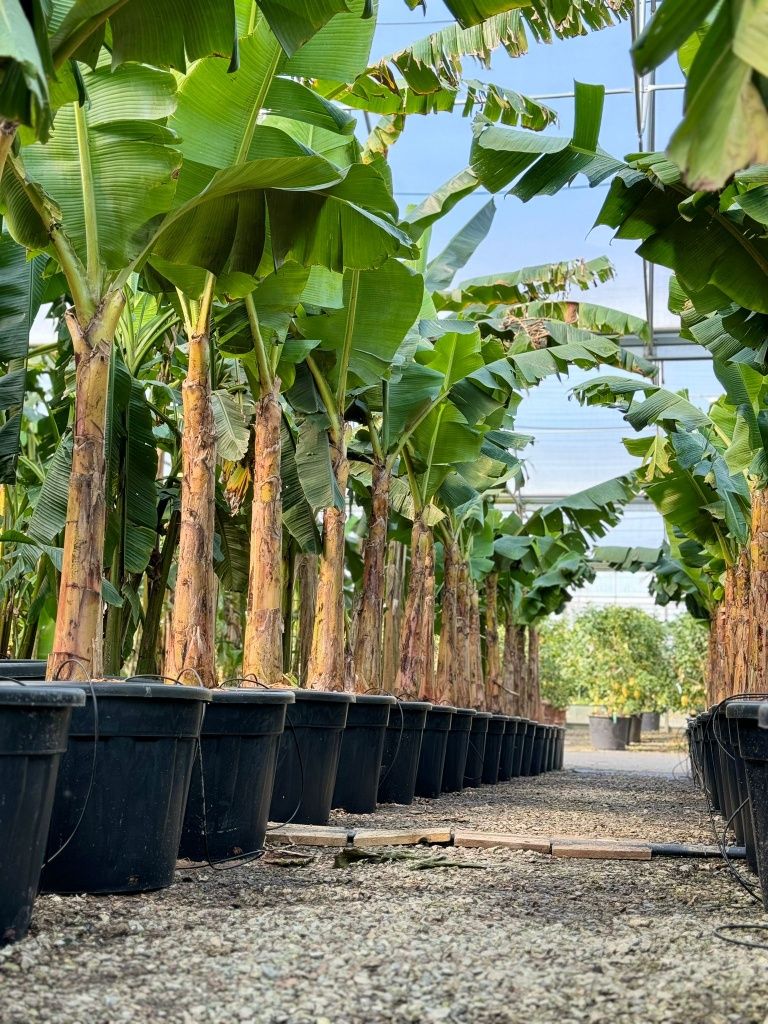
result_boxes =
[482,715,508,785]
[442,708,477,792]
[1,684,85,944]
[699,711,723,812]
[41,682,209,895]
[378,701,432,806]
[529,724,547,775]
[641,711,661,732]
[463,712,491,788]
[333,694,396,813]
[628,714,642,744]
[498,717,520,782]
[727,700,768,904]
[415,705,456,799]
[588,715,629,751]
[544,726,555,771]
[556,726,566,770]
[179,688,294,862]
[270,690,354,826]
[520,720,536,776]
[0,659,48,680]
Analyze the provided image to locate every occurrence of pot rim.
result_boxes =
[0,683,86,707]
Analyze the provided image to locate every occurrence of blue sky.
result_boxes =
[370,6,685,324]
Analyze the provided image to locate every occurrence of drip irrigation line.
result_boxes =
[713,924,768,951]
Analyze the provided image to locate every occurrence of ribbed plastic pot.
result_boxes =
[498,717,520,781]
[481,715,508,785]
[415,705,456,799]
[41,682,209,895]
[333,695,396,813]
[727,700,768,904]
[544,726,556,771]
[628,715,642,744]
[588,715,629,752]
[179,688,294,863]
[378,701,432,806]
[1,684,85,944]
[270,690,354,826]
[520,720,537,776]
[699,711,723,812]
[463,712,491,788]
[529,724,547,775]
[641,711,660,732]
[729,717,758,873]
[556,726,566,770]
[712,707,739,841]
[0,660,47,681]
[442,708,477,792]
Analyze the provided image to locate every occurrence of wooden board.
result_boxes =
[551,840,652,861]
[353,828,452,848]
[453,830,551,853]
[266,825,351,847]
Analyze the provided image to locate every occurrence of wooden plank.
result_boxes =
[452,830,551,853]
[353,828,452,848]
[266,825,351,847]
[551,840,651,861]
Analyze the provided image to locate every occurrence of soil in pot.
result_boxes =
[588,715,630,752]
[180,688,295,863]
[463,712,491,788]
[442,708,476,793]
[41,681,210,895]
[1,684,85,944]
[270,691,354,826]
[481,715,508,785]
[641,711,660,732]
[498,717,520,781]
[333,695,396,813]
[415,705,456,799]
[378,701,432,806]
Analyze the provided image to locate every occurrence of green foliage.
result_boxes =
[539,606,674,714]
[666,614,708,713]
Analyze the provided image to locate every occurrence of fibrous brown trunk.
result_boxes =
[394,515,435,700]
[47,292,125,681]
[293,553,318,686]
[750,487,768,694]
[455,560,472,707]
[435,538,459,704]
[501,610,523,715]
[165,323,217,688]
[351,461,389,692]
[242,377,283,686]
[731,549,750,698]
[469,581,484,709]
[306,439,348,691]
[484,572,501,711]
[382,540,406,694]
[527,626,540,719]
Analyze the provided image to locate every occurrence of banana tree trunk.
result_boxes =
[306,440,349,691]
[382,540,406,694]
[165,324,217,688]
[394,514,435,699]
[750,487,768,693]
[136,509,180,676]
[293,553,318,686]
[501,610,520,715]
[527,626,540,719]
[469,581,484,708]
[435,537,459,704]
[455,559,472,707]
[484,572,501,712]
[351,461,389,692]
[48,293,125,681]
[242,377,283,686]
[732,549,750,698]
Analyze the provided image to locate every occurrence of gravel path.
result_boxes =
[3,764,767,1024]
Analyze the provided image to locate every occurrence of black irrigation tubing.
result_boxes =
[378,699,406,786]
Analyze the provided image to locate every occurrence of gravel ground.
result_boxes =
[3,764,767,1024]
